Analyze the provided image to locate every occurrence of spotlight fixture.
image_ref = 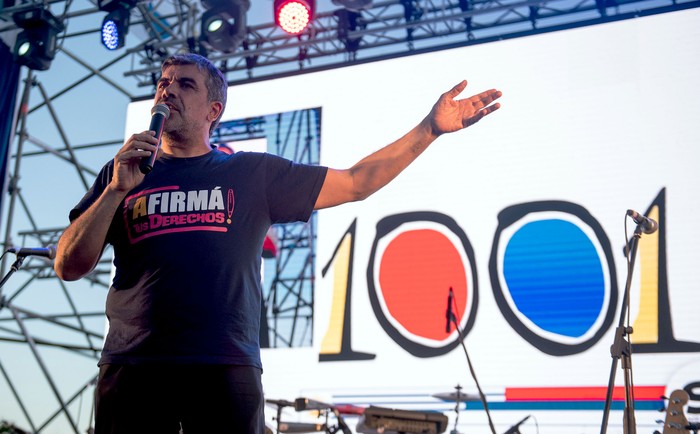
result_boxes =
[401,0,424,23]
[331,0,372,12]
[274,0,314,35]
[98,0,137,50]
[335,8,363,53]
[12,8,64,71]
[200,0,249,53]
[101,8,130,50]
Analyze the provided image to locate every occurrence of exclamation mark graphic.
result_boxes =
[227,188,234,224]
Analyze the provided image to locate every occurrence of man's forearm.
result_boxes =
[54,185,126,281]
[315,117,437,209]
[349,117,437,200]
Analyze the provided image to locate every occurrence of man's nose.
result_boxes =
[160,83,176,98]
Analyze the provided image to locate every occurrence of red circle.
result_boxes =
[378,229,468,341]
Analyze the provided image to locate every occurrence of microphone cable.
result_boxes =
[449,290,497,434]
[622,212,637,421]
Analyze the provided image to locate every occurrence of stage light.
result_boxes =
[331,0,372,11]
[335,8,363,53]
[98,0,136,50]
[401,0,423,23]
[274,0,314,35]
[200,0,249,53]
[98,0,134,12]
[12,8,64,71]
[101,7,130,50]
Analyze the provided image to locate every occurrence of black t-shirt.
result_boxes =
[71,151,327,368]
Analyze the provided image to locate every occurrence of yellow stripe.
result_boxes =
[631,206,659,344]
[320,234,351,354]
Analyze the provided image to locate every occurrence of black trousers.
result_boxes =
[95,364,265,434]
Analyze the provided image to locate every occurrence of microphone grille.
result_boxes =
[151,103,171,119]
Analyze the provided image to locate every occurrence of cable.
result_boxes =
[622,214,636,411]
[451,290,497,434]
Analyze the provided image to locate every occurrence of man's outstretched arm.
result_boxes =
[314,81,502,210]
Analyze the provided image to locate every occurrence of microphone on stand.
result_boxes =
[503,415,531,434]
[294,397,333,411]
[139,103,170,174]
[446,287,454,333]
[8,245,56,259]
[264,398,295,408]
[626,209,658,234]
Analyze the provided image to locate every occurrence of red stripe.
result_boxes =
[505,386,665,401]
[128,226,227,243]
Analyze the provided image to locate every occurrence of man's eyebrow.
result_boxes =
[177,76,198,86]
[157,76,199,86]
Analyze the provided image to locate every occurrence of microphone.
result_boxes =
[139,103,170,175]
[294,397,333,411]
[264,398,295,408]
[8,245,56,259]
[503,415,531,434]
[627,209,658,234]
[446,287,454,333]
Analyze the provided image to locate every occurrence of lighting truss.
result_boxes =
[115,0,700,90]
[2,0,697,98]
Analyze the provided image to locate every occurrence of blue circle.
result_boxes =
[503,219,605,338]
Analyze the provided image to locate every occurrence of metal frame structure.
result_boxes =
[261,109,320,349]
[0,0,698,432]
[4,0,699,96]
[211,108,321,349]
[0,69,107,433]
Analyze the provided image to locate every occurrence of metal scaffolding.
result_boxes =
[210,108,321,349]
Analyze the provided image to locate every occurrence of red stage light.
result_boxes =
[274,0,313,34]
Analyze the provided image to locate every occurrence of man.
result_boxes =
[54,53,501,433]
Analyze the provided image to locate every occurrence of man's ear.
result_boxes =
[209,101,224,122]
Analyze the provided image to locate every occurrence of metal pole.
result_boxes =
[34,81,90,189]
[0,358,38,432]
[1,69,33,278]
[10,304,81,433]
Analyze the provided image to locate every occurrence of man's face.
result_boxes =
[155,64,216,138]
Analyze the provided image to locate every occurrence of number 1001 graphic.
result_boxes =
[318,188,700,361]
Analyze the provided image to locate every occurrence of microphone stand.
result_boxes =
[451,385,463,434]
[264,399,294,434]
[329,408,351,434]
[599,221,646,434]
[0,255,25,297]
[448,297,497,434]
